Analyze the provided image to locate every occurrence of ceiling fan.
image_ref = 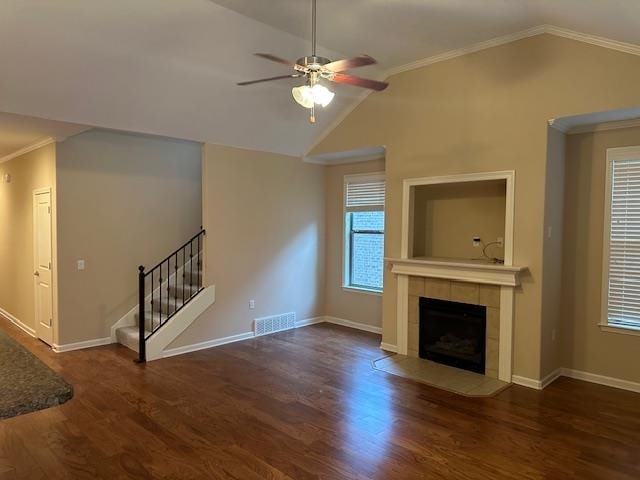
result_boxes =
[237,0,389,124]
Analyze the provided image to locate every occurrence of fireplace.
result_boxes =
[419,297,487,374]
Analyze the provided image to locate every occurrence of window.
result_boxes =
[343,173,385,293]
[603,146,640,331]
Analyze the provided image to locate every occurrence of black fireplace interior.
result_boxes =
[419,297,486,374]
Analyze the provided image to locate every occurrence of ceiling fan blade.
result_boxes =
[254,53,307,72]
[329,72,389,91]
[237,74,302,86]
[324,55,377,72]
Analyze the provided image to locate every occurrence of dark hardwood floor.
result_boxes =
[1,319,639,479]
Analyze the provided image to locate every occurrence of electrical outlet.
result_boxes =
[249,299,255,310]
[497,237,504,248]
[472,236,481,247]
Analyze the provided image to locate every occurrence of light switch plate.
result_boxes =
[77,260,85,271]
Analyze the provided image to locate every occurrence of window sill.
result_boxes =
[598,323,640,337]
[342,286,382,297]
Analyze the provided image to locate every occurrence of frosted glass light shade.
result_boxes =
[292,84,335,109]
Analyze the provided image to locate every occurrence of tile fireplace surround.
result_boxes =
[386,257,526,383]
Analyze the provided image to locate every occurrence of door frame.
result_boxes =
[33,186,56,346]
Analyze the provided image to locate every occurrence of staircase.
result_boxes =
[116,229,210,361]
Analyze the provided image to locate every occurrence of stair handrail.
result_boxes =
[136,228,206,362]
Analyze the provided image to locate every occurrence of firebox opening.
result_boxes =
[419,297,487,374]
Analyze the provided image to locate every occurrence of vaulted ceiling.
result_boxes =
[0,0,639,157]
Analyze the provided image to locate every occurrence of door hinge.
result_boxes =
[48,262,51,269]
[48,206,51,214]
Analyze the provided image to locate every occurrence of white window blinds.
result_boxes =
[605,150,640,329]
[345,175,385,212]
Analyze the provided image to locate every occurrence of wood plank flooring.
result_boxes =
[0,318,639,479]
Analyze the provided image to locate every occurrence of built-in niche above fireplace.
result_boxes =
[419,297,487,374]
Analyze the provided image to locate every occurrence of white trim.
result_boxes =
[380,342,398,353]
[342,286,382,297]
[146,285,216,361]
[162,331,255,359]
[513,368,640,393]
[307,25,640,158]
[53,337,113,353]
[387,25,547,77]
[512,369,562,390]
[562,368,640,394]
[598,323,640,337]
[498,286,515,383]
[401,170,516,265]
[544,25,640,58]
[0,307,36,337]
[396,275,409,355]
[387,258,525,287]
[601,146,640,332]
[295,316,326,328]
[0,137,56,163]
[325,316,382,334]
[161,316,326,359]
[512,375,544,390]
[342,171,386,293]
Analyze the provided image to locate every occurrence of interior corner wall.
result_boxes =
[562,126,640,384]
[0,143,55,333]
[311,33,640,381]
[167,143,325,348]
[540,126,566,378]
[325,159,384,328]
[56,129,202,345]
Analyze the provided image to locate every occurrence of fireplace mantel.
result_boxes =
[388,256,528,383]
[386,257,526,287]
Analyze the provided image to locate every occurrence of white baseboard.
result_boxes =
[162,331,254,358]
[513,367,640,393]
[0,306,36,337]
[295,316,325,328]
[324,316,382,334]
[563,368,640,394]
[53,337,113,353]
[512,368,563,390]
[380,342,398,353]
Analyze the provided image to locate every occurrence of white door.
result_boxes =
[33,190,53,345]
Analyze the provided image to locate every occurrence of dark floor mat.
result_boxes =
[0,329,73,419]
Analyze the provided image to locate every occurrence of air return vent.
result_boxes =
[254,312,296,336]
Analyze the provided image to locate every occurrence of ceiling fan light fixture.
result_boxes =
[291,85,315,109]
[311,84,335,107]
[291,84,335,109]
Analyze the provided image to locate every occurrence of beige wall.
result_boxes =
[312,34,640,380]
[562,126,640,383]
[412,181,506,260]
[0,143,55,331]
[325,160,384,328]
[169,144,325,347]
[56,130,202,344]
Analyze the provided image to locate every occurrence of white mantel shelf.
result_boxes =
[386,257,527,287]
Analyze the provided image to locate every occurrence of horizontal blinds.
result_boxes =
[607,157,640,328]
[345,178,385,212]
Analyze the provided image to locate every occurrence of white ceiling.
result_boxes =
[0,112,88,160]
[0,0,639,157]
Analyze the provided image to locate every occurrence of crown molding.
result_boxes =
[544,25,640,57]
[307,24,640,157]
[0,136,56,164]
[386,25,548,77]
